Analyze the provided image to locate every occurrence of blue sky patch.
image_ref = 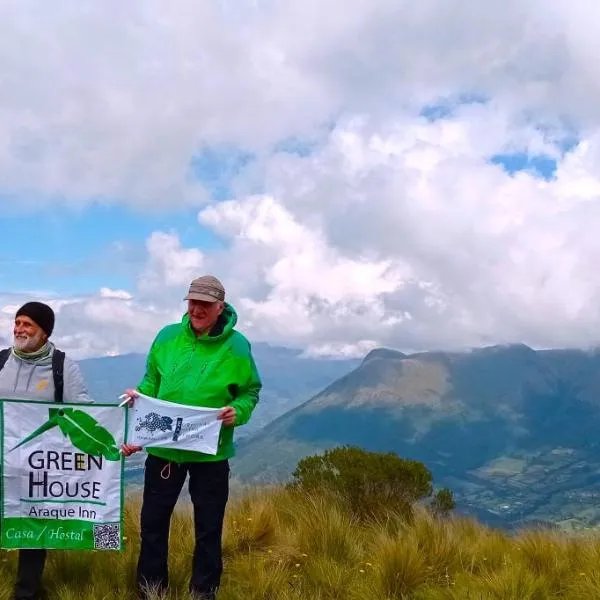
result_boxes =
[0,204,220,295]
[420,93,489,122]
[189,146,254,201]
[490,152,559,180]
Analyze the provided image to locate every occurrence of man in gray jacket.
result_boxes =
[0,301,93,600]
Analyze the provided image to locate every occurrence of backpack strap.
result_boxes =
[0,348,10,371]
[52,350,65,403]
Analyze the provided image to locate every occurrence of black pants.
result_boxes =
[137,455,230,599]
[13,549,46,600]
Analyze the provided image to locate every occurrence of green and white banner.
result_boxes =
[0,399,127,551]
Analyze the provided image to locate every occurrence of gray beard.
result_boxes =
[13,331,46,353]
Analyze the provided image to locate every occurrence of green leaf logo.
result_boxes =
[11,408,121,461]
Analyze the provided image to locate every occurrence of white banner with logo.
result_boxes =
[126,393,223,454]
[1,399,127,551]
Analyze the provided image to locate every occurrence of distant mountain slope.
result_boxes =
[78,353,147,403]
[233,344,600,530]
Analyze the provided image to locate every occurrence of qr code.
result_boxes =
[93,524,121,550]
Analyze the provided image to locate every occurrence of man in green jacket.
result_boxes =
[121,275,261,600]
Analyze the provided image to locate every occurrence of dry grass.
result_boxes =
[1,486,600,599]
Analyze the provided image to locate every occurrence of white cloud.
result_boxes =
[0,0,600,211]
[0,234,202,359]
[137,232,205,301]
[0,293,172,359]
[304,340,380,359]
[99,288,133,300]
[2,0,600,358]
[200,194,408,346]
[194,107,600,355]
[3,104,600,359]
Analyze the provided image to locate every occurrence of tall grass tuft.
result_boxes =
[369,531,428,598]
[1,485,600,598]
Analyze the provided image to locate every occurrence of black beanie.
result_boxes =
[15,302,55,337]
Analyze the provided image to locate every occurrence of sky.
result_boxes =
[1,0,600,359]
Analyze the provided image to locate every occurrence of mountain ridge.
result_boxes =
[233,342,600,530]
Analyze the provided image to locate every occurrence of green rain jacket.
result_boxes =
[136,303,261,463]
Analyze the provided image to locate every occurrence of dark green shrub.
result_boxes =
[289,446,441,520]
[429,488,456,517]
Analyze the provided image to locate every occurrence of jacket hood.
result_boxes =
[181,302,237,342]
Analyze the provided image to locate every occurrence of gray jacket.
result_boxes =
[0,345,93,403]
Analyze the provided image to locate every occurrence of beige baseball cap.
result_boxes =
[184,275,225,302]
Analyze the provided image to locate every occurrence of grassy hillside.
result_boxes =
[4,486,600,599]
